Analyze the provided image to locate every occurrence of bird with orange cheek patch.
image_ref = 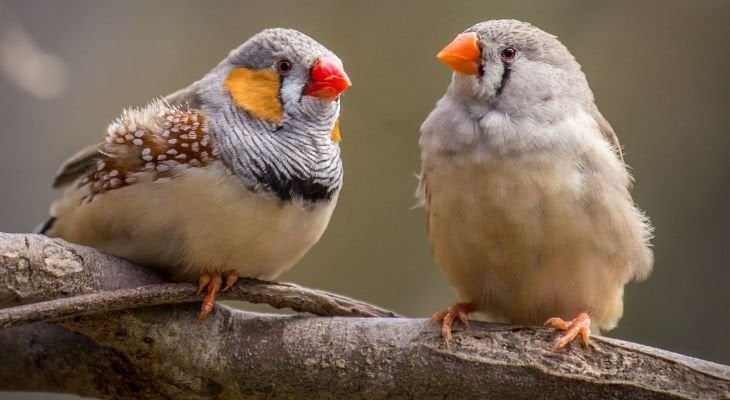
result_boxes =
[418,20,653,349]
[41,28,351,320]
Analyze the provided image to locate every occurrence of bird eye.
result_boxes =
[500,47,517,62]
[275,59,293,75]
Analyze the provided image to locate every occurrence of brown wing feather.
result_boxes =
[593,110,624,162]
[79,102,216,202]
[51,83,202,189]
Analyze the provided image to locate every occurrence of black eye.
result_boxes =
[500,46,517,62]
[275,59,293,75]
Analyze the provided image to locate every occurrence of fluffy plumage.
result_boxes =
[419,20,653,345]
[44,28,350,318]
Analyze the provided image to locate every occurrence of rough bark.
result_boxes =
[0,233,728,399]
[0,233,397,321]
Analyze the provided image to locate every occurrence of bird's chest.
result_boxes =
[60,162,338,281]
[165,166,338,280]
[425,155,588,284]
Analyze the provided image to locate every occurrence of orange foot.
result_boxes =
[545,312,591,349]
[430,302,476,345]
[196,270,239,321]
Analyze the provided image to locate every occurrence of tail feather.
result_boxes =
[34,217,56,235]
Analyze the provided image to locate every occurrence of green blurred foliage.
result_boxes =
[0,7,727,400]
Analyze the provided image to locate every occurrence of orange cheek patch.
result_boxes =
[330,118,341,143]
[224,67,284,123]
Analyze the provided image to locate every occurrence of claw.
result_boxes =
[198,273,223,321]
[222,270,239,292]
[545,312,592,349]
[430,302,476,346]
[196,273,211,296]
[455,308,471,328]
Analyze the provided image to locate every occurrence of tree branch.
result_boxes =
[0,232,398,327]
[0,233,728,399]
[0,280,399,328]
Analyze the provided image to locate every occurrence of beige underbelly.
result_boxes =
[426,158,628,330]
[48,163,337,282]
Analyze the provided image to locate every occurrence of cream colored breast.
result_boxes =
[49,161,338,281]
[424,149,638,330]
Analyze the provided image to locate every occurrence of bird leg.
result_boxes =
[430,302,476,345]
[196,272,223,321]
[545,311,591,349]
[196,270,239,321]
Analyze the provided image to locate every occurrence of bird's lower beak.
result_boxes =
[437,32,481,75]
[305,57,352,100]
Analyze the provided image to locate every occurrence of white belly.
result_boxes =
[49,162,337,281]
[425,155,642,330]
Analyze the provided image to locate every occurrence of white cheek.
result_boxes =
[280,78,304,107]
[481,62,504,94]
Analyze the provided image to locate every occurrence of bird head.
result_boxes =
[436,19,591,118]
[195,28,349,202]
[199,28,350,141]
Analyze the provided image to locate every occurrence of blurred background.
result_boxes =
[0,0,728,397]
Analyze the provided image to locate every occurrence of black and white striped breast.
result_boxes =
[212,102,343,203]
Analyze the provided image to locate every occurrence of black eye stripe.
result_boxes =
[496,62,511,96]
[495,45,516,95]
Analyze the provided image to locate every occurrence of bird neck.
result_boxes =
[209,102,343,204]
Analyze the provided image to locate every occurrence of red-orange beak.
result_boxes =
[437,32,481,75]
[305,57,351,100]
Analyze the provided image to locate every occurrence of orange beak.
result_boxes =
[305,57,352,100]
[437,32,481,75]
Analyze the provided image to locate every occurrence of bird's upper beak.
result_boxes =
[437,32,481,75]
[305,57,352,100]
